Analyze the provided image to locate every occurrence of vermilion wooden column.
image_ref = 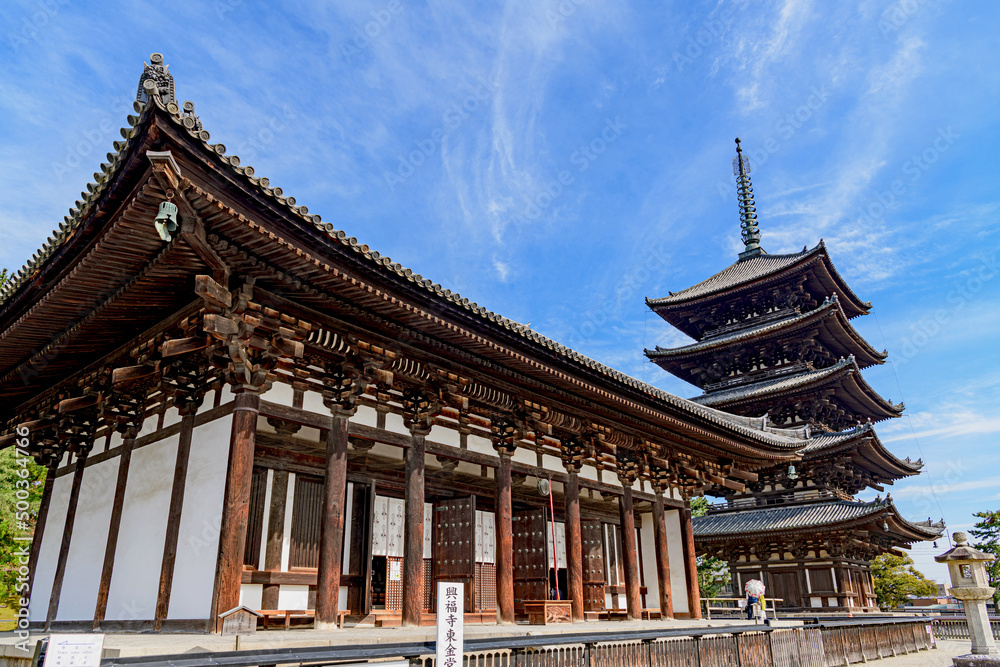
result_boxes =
[316,413,350,629]
[618,485,641,621]
[564,468,584,622]
[402,428,427,627]
[495,452,514,624]
[652,492,674,619]
[679,507,702,619]
[212,391,260,631]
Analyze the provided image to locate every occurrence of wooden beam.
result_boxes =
[154,411,196,630]
[495,452,514,624]
[27,467,56,593]
[93,436,135,630]
[679,507,702,619]
[564,469,584,622]
[619,486,641,621]
[315,414,349,629]
[401,430,426,627]
[211,391,259,632]
[46,450,88,630]
[261,470,288,609]
[652,493,674,619]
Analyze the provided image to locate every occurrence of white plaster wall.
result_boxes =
[466,434,493,458]
[262,381,295,406]
[302,390,325,414]
[278,585,309,609]
[511,447,535,467]
[105,434,178,620]
[665,510,688,613]
[578,464,599,482]
[353,405,378,428]
[56,456,120,621]
[384,412,407,435]
[429,424,460,447]
[540,454,562,474]
[639,513,659,609]
[240,584,263,609]
[29,474,73,621]
[162,406,183,429]
[167,414,232,619]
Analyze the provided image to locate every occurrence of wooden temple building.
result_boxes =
[0,57,839,633]
[645,139,944,613]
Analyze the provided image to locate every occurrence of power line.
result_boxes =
[872,312,952,547]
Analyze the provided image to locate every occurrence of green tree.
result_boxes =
[870,552,938,609]
[690,496,731,599]
[969,510,1000,609]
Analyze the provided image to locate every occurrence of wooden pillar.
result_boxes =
[261,470,289,609]
[679,507,702,619]
[652,492,674,619]
[154,409,197,630]
[94,433,136,629]
[618,486,641,621]
[27,465,56,591]
[401,428,427,627]
[564,468,584,622]
[316,413,350,629]
[46,449,88,629]
[495,452,514,624]
[211,391,260,631]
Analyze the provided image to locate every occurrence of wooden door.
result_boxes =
[581,519,606,612]
[433,497,476,612]
[767,571,802,609]
[513,509,549,614]
[347,481,375,615]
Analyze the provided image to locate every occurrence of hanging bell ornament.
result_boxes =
[154,200,179,242]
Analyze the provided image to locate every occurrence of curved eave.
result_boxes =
[800,424,922,481]
[698,357,903,425]
[646,298,888,388]
[647,241,872,330]
[694,499,941,545]
[0,91,811,461]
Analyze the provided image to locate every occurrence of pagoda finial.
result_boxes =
[733,138,763,259]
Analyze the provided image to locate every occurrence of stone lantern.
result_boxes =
[936,531,1000,664]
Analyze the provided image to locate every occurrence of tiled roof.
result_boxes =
[693,499,893,536]
[694,499,945,540]
[0,65,814,451]
[694,357,856,407]
[647,248,816,305]
[645,296,886,363]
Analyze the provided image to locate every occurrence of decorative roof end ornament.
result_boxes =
[137,53,176,106]
[733,138,763,259]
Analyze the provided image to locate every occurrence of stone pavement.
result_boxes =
[877,639,970,665]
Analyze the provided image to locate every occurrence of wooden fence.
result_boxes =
[410,620,935,667]
[932,615,1000,641]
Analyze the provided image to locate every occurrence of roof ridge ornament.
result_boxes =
[733,138,763,260]
[137,53,175,106]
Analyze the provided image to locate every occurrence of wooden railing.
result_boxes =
[93,617,936,667]
[932,615,1000,640]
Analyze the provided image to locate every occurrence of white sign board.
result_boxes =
[43,634,105,667]
[436,582,464,667]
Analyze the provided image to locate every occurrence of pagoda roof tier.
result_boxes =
[800,422,923,481]
[645,297,888,387]
[647,241,871,339]
[0,57,816,467]
[693,498,945,544]
[691,356,903,429]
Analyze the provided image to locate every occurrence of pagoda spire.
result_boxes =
[733,138,763,259]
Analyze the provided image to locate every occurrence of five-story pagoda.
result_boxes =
[644,139,944,612]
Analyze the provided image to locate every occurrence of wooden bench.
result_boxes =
[257,609,347,630]
[641,608,662,620]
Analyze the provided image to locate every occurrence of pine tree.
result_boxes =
[870,552,938,609]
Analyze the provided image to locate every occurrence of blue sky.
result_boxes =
[1,0,997,583]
